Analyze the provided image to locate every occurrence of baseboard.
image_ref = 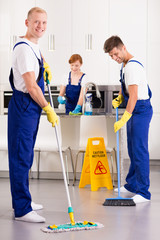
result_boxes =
[150,160,160,166]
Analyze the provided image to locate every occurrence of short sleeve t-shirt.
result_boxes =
[123,58,149,100]
[12,37,41,93]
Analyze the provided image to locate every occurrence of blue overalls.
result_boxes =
[65,72,85,114]
[120,60,153,200]
[8,42,44,217]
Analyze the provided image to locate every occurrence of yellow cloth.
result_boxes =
[43,62,52,83]
[114,110,132,132]
[112,94,124,109]
[42,103,59,127]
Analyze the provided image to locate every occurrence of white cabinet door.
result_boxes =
[36,0,72,86]
[0,0,11,85]
[0,0,36,85]
[71,0,109,85]
[109,0,148,85]
[147,0,160,113]
[10,0,36,37]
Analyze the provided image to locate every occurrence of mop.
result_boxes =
[103,108,136,206]
[41,75,104,233]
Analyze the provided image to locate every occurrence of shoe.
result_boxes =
[15,211,46,223]
[132,194,150,204]
[31,202,43,211]
[114,186,133,194]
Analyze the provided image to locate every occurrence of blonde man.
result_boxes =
[8,7,58,223]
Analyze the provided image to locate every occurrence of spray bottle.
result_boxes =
[84,93,92,115]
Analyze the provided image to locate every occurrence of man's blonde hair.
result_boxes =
[27,7,47,20]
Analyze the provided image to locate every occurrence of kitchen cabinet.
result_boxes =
[108,0,148,85]
[0,0,35,85]
[36,0,110,85]
[71,0,109,85]
[36,0,72,86]
[147,0,160,113]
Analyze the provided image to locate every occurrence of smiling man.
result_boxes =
[8,7,58,223]
[104,36,153,204]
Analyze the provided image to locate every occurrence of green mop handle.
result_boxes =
[45,72,75,225]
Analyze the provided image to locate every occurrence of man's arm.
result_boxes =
[22,71,48,108]
[126,85,138,114]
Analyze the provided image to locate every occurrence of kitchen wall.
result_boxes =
[0,0,160,176]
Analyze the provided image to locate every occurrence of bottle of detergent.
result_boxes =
[84,93,92,115]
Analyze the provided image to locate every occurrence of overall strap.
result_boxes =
[68,72,71,84]
[78,73,85,85]
[13,42,43,64]
[120,63,124,80]
[128,59,144,68]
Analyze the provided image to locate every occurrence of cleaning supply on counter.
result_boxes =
[84,93,92,115]
[103,108,136,206]
[41,74,104,233]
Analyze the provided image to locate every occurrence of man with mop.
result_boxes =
[103,36,153,203]
[8,7,58,223]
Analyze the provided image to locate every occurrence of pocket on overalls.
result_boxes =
[21,94,31,113]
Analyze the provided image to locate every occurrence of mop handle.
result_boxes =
[116,108,121,198]
[46,78,72,208]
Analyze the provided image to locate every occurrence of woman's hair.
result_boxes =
[69,54,83,64]
[104,35,124,53]
[27,7,47,20]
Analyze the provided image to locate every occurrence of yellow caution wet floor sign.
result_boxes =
[79,137,113,191]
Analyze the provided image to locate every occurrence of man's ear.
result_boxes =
[25,19,28,27]
[122,45,126,51]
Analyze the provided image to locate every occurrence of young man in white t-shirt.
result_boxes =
[103,36,153,204]
[8,7,58,223]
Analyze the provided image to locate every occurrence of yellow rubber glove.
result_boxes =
[114,110,132,132]
[43,62,52,83]
[112,94,124,109]
[42,103,59,127]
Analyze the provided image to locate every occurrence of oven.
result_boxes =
[2,85,125,115]
[103,85,126,115]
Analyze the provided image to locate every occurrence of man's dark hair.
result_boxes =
[103,36,124,53]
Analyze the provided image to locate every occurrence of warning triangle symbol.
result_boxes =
[94,161,107,175]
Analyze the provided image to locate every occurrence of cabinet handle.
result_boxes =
[48,34,55,51]
[85,34,92,51]
[10,35,17,51]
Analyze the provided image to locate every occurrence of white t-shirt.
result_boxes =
[123,58,149,100]
[12,37,41,93]
[61,73,88,88]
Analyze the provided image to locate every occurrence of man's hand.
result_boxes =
[43,103,59,127]
[112,94,124,109]
[43,62,52,83]
[114,110,132,132]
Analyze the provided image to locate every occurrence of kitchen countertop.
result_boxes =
[57,113,122,118]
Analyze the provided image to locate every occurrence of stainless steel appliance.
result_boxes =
[3,85,125,115]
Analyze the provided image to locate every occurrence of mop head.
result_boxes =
[103,198,136,206]
[41,221,104,233]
